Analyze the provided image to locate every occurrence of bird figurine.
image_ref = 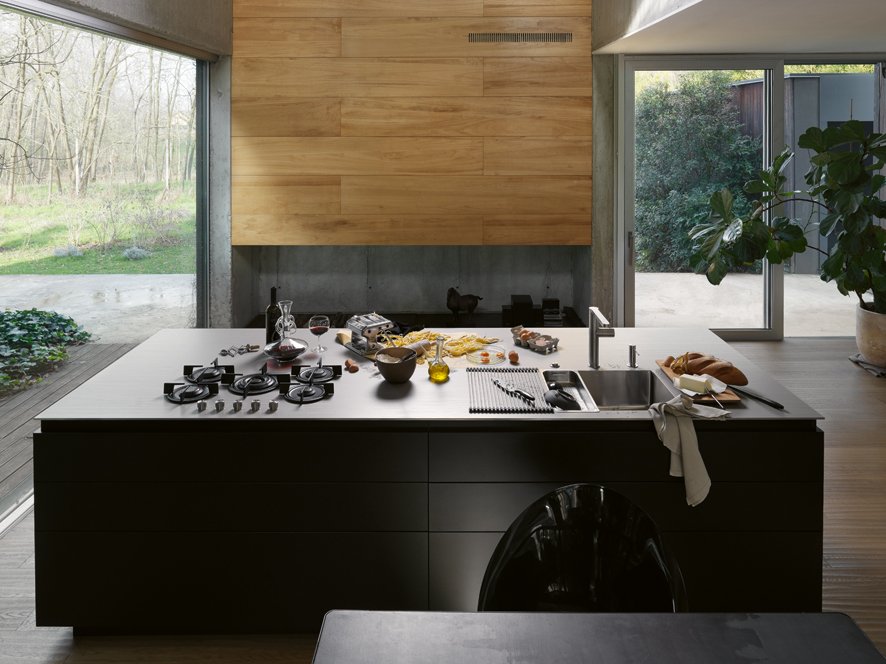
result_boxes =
[447,287,483,320]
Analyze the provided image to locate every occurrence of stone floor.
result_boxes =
[0,274,195,343]
[636,273,857,336]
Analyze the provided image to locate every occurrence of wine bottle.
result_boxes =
[265,286,282,343]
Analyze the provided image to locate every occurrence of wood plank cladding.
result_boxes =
[233,137,483,175]
[341,98,590,137]
[232,1,592,246]
[341,18,590,58]
[233,0,485,18]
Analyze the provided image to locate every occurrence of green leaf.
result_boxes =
[709,188,734,220]
[798,126,825,151]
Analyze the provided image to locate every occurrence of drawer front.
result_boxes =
[430,431,823,482]
[664,531,823,611]
[36,532,428,632]
[36,482,428,532]
[429,533,502,611]
[430,482,822,533]
[34,431,428,482]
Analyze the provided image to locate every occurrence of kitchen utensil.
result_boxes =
[544,387,580,410]
[704,388,725,409]
[728,384,785,410]
[492,378,535,404]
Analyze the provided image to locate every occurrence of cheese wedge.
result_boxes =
[675,374,711,393]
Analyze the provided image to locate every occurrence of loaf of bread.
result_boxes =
[665,352,748,386]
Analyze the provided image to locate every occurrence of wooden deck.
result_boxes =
[0,344,134,522]
[0,337,883,662]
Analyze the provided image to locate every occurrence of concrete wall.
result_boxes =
[593,0,697,52]
[41,0,232,54]
[234,246,589,326]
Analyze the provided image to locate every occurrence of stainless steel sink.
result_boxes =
[576,369,675,410]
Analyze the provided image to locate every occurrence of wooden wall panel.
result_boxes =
[341,97,591,137]
[483,215,591,244]
[231,99,340,137]
[233,58,484,98]
[483,138,592,175]
[232,18,341,57]
[233,137,483,175]
[484,57,592,96]
[232,176,341,215]
[233,215,485,245]
[232,1,592,246]
[341,176,590,215]
[483,0,592,16]
[341,18,590,58]
[234,0,484,18]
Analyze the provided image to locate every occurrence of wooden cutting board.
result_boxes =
[656,360,741,403]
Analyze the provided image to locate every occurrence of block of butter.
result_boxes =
[674,373,711,393]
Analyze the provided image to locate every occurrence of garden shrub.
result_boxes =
[0,309,91,395]
[635,71,761,272]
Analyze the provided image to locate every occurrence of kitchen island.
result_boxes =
[35,327,823,633]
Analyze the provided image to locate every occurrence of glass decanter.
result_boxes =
[274,299,296,340]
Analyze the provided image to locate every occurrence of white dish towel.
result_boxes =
[649,395,729,506]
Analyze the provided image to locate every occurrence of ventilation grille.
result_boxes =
[468,32,572,43]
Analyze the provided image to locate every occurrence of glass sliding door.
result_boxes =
[621,57,783,339]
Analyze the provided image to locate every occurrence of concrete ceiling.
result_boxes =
[594,0,886,54]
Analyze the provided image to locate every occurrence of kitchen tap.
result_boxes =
[588,306,615,369]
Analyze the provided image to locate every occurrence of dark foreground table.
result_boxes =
[313,611,884,664]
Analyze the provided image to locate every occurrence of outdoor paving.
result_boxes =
[0,274,195,343]
[636,273,856,336]
[0,272,854,344]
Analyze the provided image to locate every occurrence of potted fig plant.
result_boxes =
[689,120,886,367]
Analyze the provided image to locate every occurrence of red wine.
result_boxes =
[309,325,329,336]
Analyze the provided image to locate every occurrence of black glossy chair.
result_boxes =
[478,483,688,612]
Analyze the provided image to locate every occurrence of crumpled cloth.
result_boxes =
[649,395,729,506]
[849,353,886,377]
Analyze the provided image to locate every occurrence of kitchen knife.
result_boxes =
[728,385,785,410]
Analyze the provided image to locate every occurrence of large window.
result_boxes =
[620,57,882,338]
[0,8,203,343]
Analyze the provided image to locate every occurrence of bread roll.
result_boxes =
[703,362,748,386]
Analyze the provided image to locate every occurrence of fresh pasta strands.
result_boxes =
[380,330,500,363]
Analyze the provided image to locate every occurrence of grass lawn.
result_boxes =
[0,182,196,275]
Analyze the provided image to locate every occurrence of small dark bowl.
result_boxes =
[375,347,417,384]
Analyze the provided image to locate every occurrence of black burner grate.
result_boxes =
[164,382,218,404]
[228,372,280,396]
[281,383,334,404]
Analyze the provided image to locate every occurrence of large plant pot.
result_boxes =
[857,304,886,368]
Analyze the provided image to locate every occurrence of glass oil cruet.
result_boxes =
[428,336,450,383]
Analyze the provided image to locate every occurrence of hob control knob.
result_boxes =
[232,400,243,412]
[214,399,225,412]
[268,400,279,413]
[197,400,207,412]
[250,399,261,413]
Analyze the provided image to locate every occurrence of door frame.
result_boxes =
[617,56,785,340]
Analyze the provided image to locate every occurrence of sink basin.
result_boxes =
[576,369,675,410]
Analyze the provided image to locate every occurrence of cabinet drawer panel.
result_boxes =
[430,432,668,482]
[429,431,823,482]
[36,482,427,532]
[664,532,822,612]
[429,533,501,611]
[36,532,428,632]
[34,432,427,482]
[430,482,822,533]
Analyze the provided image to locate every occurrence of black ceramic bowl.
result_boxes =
[375,347,417,384]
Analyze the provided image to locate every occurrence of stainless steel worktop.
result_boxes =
[36,327,822,423]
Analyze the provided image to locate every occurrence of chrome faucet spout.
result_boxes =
[588,306,615,369]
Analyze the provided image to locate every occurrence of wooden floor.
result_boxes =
[0,337,883,661]
[0,344,134,522]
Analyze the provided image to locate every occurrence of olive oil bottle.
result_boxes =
[427,336,450,383]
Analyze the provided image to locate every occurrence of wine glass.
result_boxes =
[308,314,330,354]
